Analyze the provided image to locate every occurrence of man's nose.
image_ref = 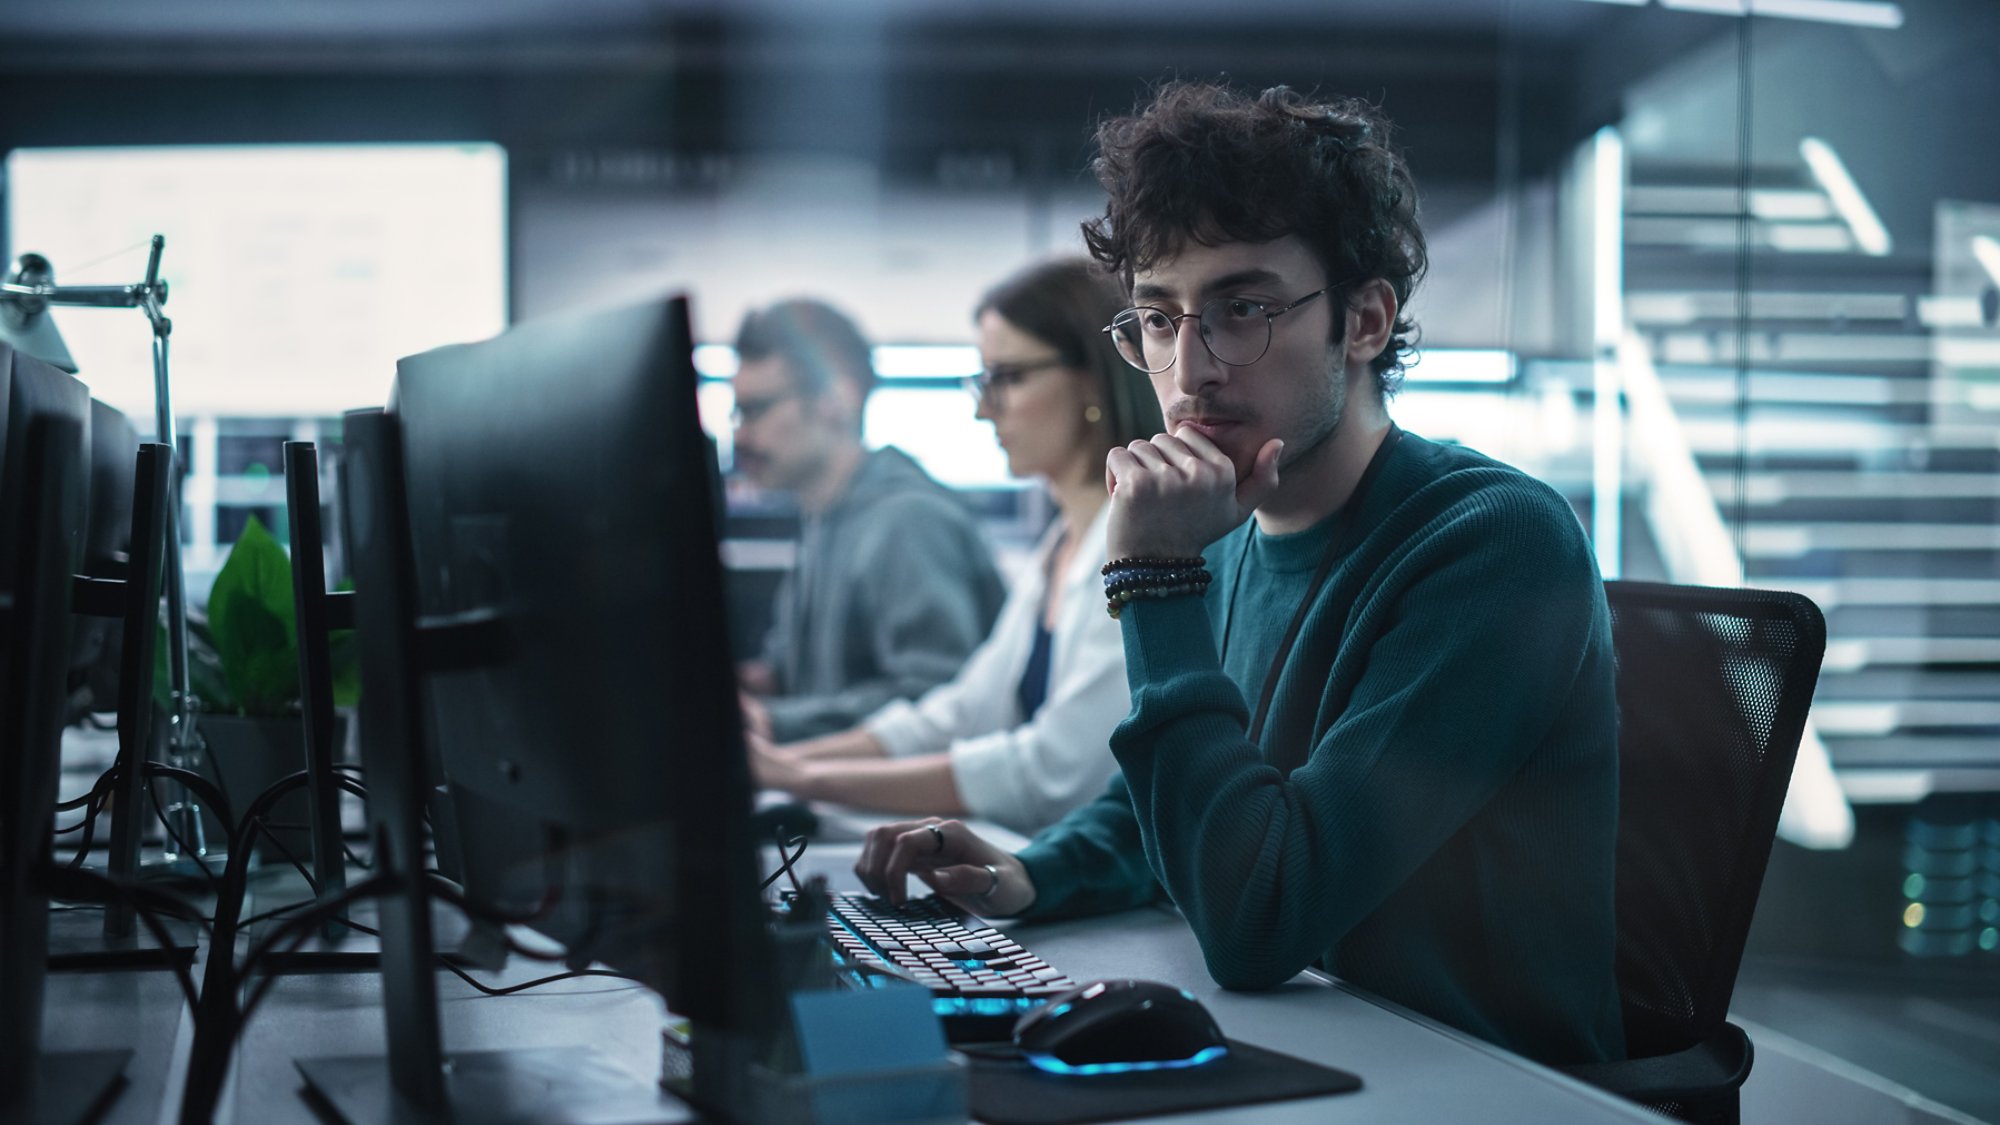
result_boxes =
[1171,316,1225,397]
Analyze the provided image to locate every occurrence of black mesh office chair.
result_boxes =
[1561,581,1826,1125]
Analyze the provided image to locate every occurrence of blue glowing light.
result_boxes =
[1024,1045,1230,1076]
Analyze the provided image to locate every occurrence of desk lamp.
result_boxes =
[1,237,211,864]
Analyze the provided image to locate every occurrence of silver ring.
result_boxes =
[981,863,1001,898]
[926,823,946,853]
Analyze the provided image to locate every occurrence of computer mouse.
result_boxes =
[1012,979,1229,1074]
[749,798,819,840]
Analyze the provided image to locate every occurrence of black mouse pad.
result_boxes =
[964,1039,1361,1125]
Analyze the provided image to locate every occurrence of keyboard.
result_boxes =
[816,892,1081,1043]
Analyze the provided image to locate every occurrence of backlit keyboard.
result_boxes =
[819,892,1080,1043]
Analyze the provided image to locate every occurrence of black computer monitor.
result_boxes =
[69,399,140,719]
[296,296,776,1123]
[0,346,131,1122]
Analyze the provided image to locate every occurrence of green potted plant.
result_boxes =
[158,515,358,861]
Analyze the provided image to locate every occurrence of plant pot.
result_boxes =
[198,712,350,866]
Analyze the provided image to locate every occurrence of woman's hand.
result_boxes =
[746,732,818,797]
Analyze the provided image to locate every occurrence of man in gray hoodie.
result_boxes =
[732,298,1006,742]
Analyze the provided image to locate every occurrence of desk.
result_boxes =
[48,835,1659,1124]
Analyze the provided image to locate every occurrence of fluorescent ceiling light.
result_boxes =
[1592,127,1625,349]
[1800,137,1891,256]
[1659,0,1904,26]
[697,344,985,381]
[1663,0,1750,13]
[1753,0,1903,27]
[692,343,738,378]
[1972,235,2000,290]
[872,345,983,379]
[1406,350,1516,384]
[1749,190,1834,221]
[1767,223,1855,253]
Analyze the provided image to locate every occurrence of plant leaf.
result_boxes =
[206,515,299,717]
[154,612,235,714]
[327,629,362,707]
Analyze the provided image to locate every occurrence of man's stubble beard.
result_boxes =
[1274,349,1349,477]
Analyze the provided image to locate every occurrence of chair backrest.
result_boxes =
[1603,581,1825,1059]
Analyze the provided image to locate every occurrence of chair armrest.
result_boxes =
[1558,1022,1753,1104]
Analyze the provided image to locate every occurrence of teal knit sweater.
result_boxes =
[1016,431,1626,1066]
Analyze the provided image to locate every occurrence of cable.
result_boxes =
[147,778,221,892]
[143,762,234,835]
[232,875,400,1040]
[759,833,809,892]
[238,895,319,930]
[39,864,207,1010]
[445,965,641,997]
[55,767,119,862]
[419,877,571,964]
[54,765,118,811]
[252,817,321,898]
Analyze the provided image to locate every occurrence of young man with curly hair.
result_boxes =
[856,81,1626,1066]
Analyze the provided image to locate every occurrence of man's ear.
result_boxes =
[819,375,866,430]
[1344,279,1398,369]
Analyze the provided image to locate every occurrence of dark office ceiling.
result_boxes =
[0,0,1615,49]
[0,0,1685,192]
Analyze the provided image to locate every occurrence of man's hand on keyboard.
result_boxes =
[855,817,1036,916]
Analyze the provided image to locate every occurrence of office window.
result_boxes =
[4,143,508,421]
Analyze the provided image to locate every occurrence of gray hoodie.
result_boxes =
[761,447,1006,741]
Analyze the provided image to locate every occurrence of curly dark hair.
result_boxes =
[1082,82,1428,396]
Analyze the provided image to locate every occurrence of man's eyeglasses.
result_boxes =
[963,356,1069,406]
[1103,287,1331,374]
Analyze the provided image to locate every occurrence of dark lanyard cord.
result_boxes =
[1220,425,1403,746]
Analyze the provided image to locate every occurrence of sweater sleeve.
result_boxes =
[1113,490,1604,989]
[1014,775,1167,921]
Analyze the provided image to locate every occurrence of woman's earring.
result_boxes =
[1084,405,1103,424]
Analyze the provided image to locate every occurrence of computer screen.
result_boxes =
[310,294,777,1121]
[393,295,770,1022]
[0,345,106,1112]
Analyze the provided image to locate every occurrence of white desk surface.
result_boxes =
[44,820,1660,1124]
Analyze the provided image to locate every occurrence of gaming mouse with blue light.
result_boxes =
[1012,979,1229,1074]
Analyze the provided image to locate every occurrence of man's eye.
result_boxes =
[1220,298,1262,320]
[1138,310,1174,334]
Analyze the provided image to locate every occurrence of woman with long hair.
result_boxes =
[747,257,1161,834]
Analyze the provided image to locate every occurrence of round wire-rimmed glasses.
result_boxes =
[1103,287,1331,373]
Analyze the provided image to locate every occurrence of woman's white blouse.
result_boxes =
[861,503,1128,834]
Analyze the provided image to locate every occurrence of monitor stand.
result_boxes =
[242,894,472,974]
[49,444,196,975]
[298,1047,695,1125]
[285,410,688,1125]
[44,909,197,972]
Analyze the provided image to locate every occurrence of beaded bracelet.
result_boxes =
[1104,570,1212,597]
[1106,580,1211,619]
[1103,557,1213,619]
[1101,556,1204,576]
[1102,566,1209,589]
